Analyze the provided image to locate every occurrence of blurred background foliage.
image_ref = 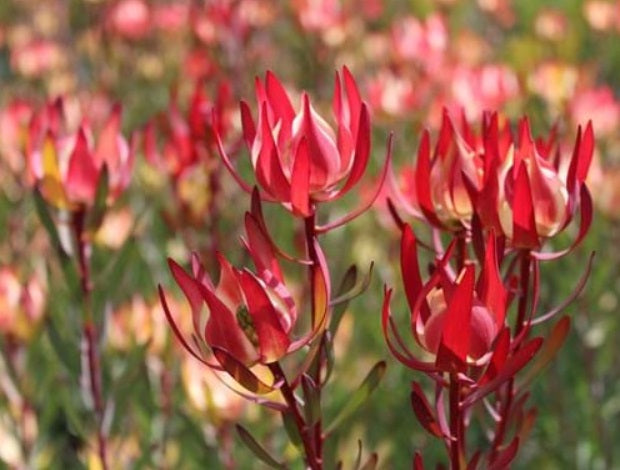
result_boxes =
[0,0,619,468]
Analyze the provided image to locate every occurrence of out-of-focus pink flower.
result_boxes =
[0,268,46,342]
[10,40,64,78]
[367,71,418,117]
[0,100,35,173]
[106,0,151,40]
[293,0,343,32]
[391,14,448,72]
[570,86,620,137]
[450,64,519,121]
[27,98,134,210]
[153,3,190,34]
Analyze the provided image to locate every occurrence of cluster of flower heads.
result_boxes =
[161,67,388,397]
[383,108,595,467]
[154,59,596,468]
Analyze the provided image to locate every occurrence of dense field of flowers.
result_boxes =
[0,1,618,468]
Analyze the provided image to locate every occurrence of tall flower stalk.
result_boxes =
[386,111,595,468]
[30,98,134,469]
[161,68,390,468]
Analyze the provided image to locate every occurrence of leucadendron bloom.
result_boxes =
[475,116,594,252]
[383,225,508,373]
[27,98,134,211]
[160,205,330,394]
[216,67,390,227]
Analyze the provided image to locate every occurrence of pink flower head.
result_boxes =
[216,68,390,227]
[27,98,134,210]
[160,204,330,393]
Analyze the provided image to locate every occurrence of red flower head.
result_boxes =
[475,116,594,253]
[27,98,134,211]
[160,205,330,393]
[216,67,390,228]
[383,225,508,373]
[145,81,232,178]
[398,109,492,230]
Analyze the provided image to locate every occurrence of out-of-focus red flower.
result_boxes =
[105,0,151,40]
[570,86,620,137]
[160,207,330,392]
[144,81,232,224]
[183,49,216,80]
[217,68,389,223]
[27,98,134,210]
[383,226,507,373]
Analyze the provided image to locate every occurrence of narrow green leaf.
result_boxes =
[301,374,321,426]
[33,187,65,258]
[236,424,287,469]
[329,265,358,338]
[281,411,303,451]
[353,440,363,470]
[33,188,79,288]
[45,317,80,378]
[325,361,387,435]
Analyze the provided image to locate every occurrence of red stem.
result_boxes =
[490,251,531,462]
[449,373,462,470]
[269,362,320,469]
[304,213,325,466]
[72,210,108,470]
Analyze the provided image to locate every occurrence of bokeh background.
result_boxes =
[0,0,618,468]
